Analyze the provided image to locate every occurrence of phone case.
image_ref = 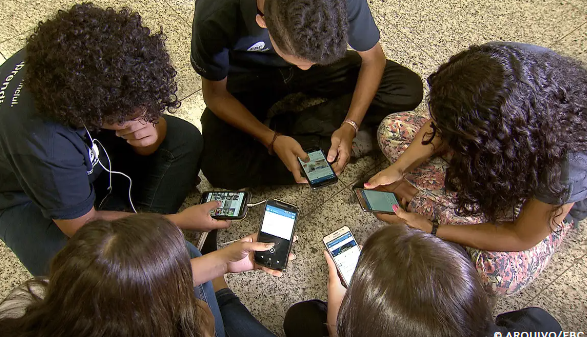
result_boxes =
[200,191,250,220]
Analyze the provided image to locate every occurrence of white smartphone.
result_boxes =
[323,226,361,287]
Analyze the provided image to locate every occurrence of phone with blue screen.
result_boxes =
[354,188,401,214]
[298,148,338,188]
[254,199,298,271]
[323,226,361,287]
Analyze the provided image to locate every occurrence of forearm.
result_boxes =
[55,209,131,237]
[437,221,535,252]
[205,89,274,147]
[393,119,446,173]
[190,250,228,286]
[346,47,386,125]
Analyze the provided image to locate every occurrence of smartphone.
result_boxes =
[298,148,338,188]
[323,226,361,287]
[354,188,401,214]
[254,199,299,271]
[200,191,250,220]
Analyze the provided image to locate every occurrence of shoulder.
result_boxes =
[194,0,240,29]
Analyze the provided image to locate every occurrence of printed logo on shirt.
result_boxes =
[87,142,100,175]
[247,41,270,52]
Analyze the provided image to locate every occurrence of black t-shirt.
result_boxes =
[0,50,103,220]
[191,0,381,81]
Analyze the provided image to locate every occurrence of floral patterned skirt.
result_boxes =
[377,111,574,296]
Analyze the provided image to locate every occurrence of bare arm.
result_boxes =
[436,199,574,251]
[390,198,574,252]
[394,119,447,174]
[54,201,230,238]
[328,43,387,172]
[202,77,274,147]
[53,207,130,237]
[367,119,447,187]
[346,43,387,125]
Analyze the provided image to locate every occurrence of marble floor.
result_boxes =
[1,0,586,334]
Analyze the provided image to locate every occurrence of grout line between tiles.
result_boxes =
[520,252,587,307]
[549,21,587,48]
[179,88,202,102]
[163,0,193,27]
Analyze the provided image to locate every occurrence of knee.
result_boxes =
[284,301,327,337]
[164,115,203,158]
[382,61,424,111]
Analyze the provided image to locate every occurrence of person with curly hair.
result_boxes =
[0,3,227,277]
[191,0,423,189]
[365,42,587,296]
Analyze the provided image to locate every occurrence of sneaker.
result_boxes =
[351,129,374,158]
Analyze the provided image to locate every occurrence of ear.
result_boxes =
[256,14,267,29]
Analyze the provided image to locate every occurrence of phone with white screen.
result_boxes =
[200,191,250,220]
[354,188,401,214]
[323,226,361,287]
[299,148,338,188]
[254,199,298,271]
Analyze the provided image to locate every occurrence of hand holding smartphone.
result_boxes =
[323,226,361,287]
[200,191,250,220]
[354,188,401,214]
[254,199,299,271]
[298,148,338,188]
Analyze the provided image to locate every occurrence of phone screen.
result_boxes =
[256,204,297,269]
[205,192,246,217]
[361,190,400,212]
[299,150,336,185]
[326,231,360,285]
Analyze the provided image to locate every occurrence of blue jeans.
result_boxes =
[186,243,275,337]
[0,115,202,276]
[216,289,277,337]
[187,242,226,337]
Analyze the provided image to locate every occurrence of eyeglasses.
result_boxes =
[257,7,264,17]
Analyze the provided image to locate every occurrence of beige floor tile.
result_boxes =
[172,91,206,131]
[371,0,587,65]
[0,0,78,42]
[527,256,587,330]
[165,0,195,26]
[0,241,31,300]
[0,53,5,67]
[0,32,27,60]
[551,23,587,64]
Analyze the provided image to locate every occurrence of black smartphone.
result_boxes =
[254,199,299,271]
[298,148,338,188]
[200,191,250,220]
[354,188,401,214]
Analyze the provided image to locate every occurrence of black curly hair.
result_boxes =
[427,43,587,223]
[24,2,179,131]
[263,0,348,65]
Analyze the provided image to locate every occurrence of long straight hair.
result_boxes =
[338,225,492,337]
[0,215,212,337]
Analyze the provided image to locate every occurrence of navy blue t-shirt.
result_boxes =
[0,50,103,220]
[191,0,381,81]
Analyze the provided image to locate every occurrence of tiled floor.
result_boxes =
[1,0,586,334]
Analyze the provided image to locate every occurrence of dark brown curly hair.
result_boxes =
[264,0,348,65]
[24,3,180,131]
[427,43,587,223]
